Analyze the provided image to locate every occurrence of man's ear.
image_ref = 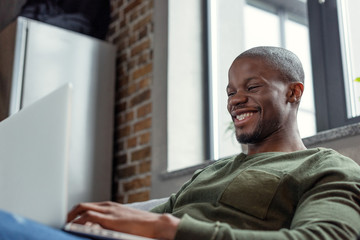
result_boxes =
[287,82,304,103]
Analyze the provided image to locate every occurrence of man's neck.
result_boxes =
[245,131,306,155]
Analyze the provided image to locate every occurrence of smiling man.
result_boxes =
[226,47,306,154]
[1,47,360,240]
[66,46,360,240]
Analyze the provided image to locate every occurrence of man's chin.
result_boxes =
[236,131,262,144]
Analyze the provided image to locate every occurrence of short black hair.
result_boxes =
[237,46,305,84]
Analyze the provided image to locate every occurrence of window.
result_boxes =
[337,0,360,118]
[166,0,206,170]
[153,0,360,173]
[308,0,360,131]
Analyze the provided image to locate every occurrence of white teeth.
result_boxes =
[236,112,254,121]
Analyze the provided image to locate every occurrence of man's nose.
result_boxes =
[229,92,248,106]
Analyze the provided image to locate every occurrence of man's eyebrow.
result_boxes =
[245,77,259,82]
[226,77,258,89]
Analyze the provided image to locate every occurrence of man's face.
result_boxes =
[227,57,291,144]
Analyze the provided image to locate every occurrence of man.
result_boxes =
[67,46,360,239]
[0,46,359,239]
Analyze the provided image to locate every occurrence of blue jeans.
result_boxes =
[0,210,89,240]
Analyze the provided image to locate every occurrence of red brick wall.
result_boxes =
[108,0,154,203]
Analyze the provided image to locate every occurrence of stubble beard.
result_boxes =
[235,118,280,144]
[236,121,263,144]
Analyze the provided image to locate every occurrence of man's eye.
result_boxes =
[248,86,260,91]
[227,92,235,97]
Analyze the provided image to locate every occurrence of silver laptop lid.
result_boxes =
[0,84,72,228]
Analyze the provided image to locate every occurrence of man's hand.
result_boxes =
[67,201,179,240]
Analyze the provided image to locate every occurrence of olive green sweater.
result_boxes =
[151,148,360,240]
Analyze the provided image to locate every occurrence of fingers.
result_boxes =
[66,201,179,240]
[71,209,107,226]
[67,201,113,223]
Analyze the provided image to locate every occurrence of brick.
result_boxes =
[118,75,130,88]
[138,26,148,40]
[114,28,130,43]
[117,0,125,8]
[133,14,152,32]
[129,34,138,45]
[107,25,116,37]
[127,190,150,203]
[125,111,135,122]
[128,83,138,96]
[117,39,129,51]
[127,137,137,148]
[138,77,151,89]
[138,52,150,65]
[120,19,126,28]
[131,146,151,161]
[129,10,140,22]
[134,117,151,133]
[120,85,133,98]
[132,63,152,80]
[116,194,125,204]
[118,165,137,178]
[118,125,131,137]
[110,17,119,27]
[124,0,142,15]
[115,154,127,165]
[130,89,151,107]
[117,52,128,63]
[139,160,151,173]
[119,101,127,111]
[116,114,127,125]
[139,132,150,145]
[127,60,137,72]
[123,175,151,192]
[137,103,152,118]
[148,0,154,9]
[131,39,151,56]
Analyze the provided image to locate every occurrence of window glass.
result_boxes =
[244,5,280,49]
[285,19,316,137]
[208,0,245,160]
[337,0,360,118]
[167,0,205,170]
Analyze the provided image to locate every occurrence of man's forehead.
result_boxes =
[231,56,269,68]
[230,56,281,77]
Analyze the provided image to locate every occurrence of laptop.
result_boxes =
[0,84,73,228]
[0,84,157,240]
[63,223,156,240]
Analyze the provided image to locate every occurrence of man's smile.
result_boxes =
[232,109,259,128]
[236,112,254,121]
